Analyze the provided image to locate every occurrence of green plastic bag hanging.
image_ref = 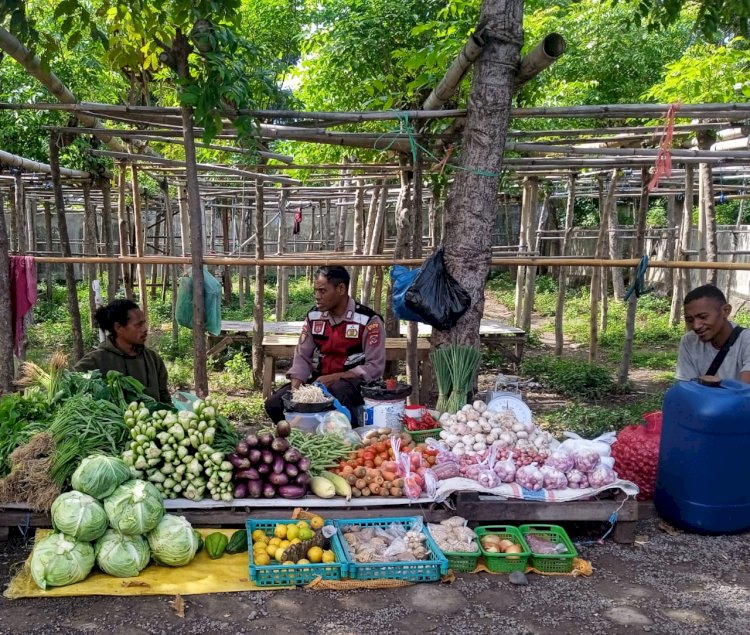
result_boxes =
[175,267,222,335]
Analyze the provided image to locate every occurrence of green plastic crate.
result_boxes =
[246,519,346,587]
[334,516,448,582]
[407,427,442,444]
[442,550,480,573]
[475,525,530,573]
[518,524,578,573]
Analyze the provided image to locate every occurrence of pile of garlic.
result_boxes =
[437,400,555,458]
[428,517,479,553]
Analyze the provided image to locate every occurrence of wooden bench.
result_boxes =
[261,334,432,402]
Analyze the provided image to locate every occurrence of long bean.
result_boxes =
[261,427,353,475]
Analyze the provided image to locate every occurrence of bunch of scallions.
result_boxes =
[430,345,481,414]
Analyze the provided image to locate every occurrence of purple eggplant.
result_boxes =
[262,483,276,498]
[297,456,312,472]
[275,420,292,438]
[233,482,248,499]
[235,441,249,457]
[285,463,299,478]
[268,472,289,486]
[262,450,275,465]
[283,447,302,464]
[257,463,272,475]
[235,468,260,481]
[278,485,307,499]
[249,449,262,465]
[272,456,286,474]
[247,480,263,498]
[271,437,290,453]
[295,472,311,488]
[228,454,251,469]
[244,433,259,448]
[258,432,274,447]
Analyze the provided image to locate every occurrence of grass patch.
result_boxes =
[520,356,614,400]
[608,348,677,370]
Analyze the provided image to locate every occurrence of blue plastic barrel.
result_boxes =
[655,378,750,534]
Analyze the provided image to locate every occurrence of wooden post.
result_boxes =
[670,165,694,325]
[11,171,24,252]
[514,178,535,327]
[178,186,191,258]
[150,203,162,301]
[387,157,412,338]
[361,180,385,305]
[406,150,424,404]
[607,182,625,300]
[599,185,612,333]
[276,187,289,321]
[697,130,718,285]
[663,195,676,295]
[160,179,178,349]
[349,178,366,300]
[129,164,148,319]
[221,200,232,303]
[252,170,266,388]
[618,168,649,386]
[43,200,54,300]
[82,183,98,328]
[324,200,332,249]
[521,188,546,333]
[50,132,84,361]
[0,192,13,393]
[555,174,576,357]
[335,165,351,251]
[117,161,133,300]
[100,178,116,302]
[238,201,247,309]
[25,195,36,257]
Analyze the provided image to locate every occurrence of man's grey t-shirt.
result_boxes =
[675,324,750,381]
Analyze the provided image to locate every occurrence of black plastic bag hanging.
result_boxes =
[404,247,471,331]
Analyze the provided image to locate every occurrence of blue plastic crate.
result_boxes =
[334,516,449,582]
[246,519,347,587]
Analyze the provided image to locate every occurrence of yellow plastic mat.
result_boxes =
[4,529,289,599]
[471,557,592,577]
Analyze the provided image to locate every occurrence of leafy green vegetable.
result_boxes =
[30,532,95,590]
[147,514,200,567]
[71,455,132,500]
[95,529,151,578]
[0,388,52,477]
[103,479,164,536]
[50,491,108,542]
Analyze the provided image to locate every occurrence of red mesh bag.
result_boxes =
[611,411,662,500]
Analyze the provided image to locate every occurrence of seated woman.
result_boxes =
[75,299,171,403]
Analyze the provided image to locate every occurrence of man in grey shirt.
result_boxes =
[675,284,750,383]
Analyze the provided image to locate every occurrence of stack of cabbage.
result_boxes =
[30,454,201,589]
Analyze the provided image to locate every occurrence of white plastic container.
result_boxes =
[284,411,328,433]
[360,396,406,431]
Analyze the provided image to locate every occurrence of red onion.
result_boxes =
[540,465,568,490]
[545,448,574,473]
[565,469,589,489]
[588,464,617,488]
[515,464,544,491]
[572,448,601,473]
[493,456,517,483]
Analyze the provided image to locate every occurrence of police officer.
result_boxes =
[264,266,386,425]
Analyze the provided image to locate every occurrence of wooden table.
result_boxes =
[261,334,432,401]
[210,319,526,364]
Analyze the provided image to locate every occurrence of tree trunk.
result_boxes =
[555,174,576,357]
[129,164,149,319]
[116,161,133,300]
[276,187,289,321]
[432,0,524,350]
[406,150,424,404]
[387,157,412,338]
[50,133,84,361]
[100,179,116,302]
[252,172,266,388]
[350,179,366,301]
[0,193,14,393]
[43,200,53,300]
[697,130,718,285]
[82,183,98,329]
[607,184,625,300]
[618,169,649,386]
[174,30,207,396]
[670,165,694,325]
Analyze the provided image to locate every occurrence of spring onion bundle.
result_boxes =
[430,345,481,414]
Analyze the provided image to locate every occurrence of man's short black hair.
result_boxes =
[684,284,727,307]
[315,266,350,289]
[95,299,140,334]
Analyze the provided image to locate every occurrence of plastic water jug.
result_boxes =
[654,377,750,534]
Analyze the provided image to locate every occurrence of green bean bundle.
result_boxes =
[262,427,352,475]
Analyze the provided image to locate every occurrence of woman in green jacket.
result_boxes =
[75,299,170,403]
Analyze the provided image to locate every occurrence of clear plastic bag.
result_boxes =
[540,465,568,490]
[316,411,353,437]
[515,463,544,491]
[474,442,501,488]
[545,447,575,473]
[565,468,590,489]
[560,431,617,457]
[175,267,222,335]
[588,464,618,488]
[493,455,517,483]
[399,453,424,500]
[572,448,601,473]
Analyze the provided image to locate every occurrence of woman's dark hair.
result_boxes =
[315,266,350,288]
[95,299,140,334]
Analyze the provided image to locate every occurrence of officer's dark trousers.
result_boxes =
[264,378,365,427]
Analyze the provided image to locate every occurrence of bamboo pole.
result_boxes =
[8,173,19,253]
[276,187,289,321]
[407,149,424,405]
[100,178,116,302]
[129,164,148,320]
[663,195,677,295]
[178,186,190,257]
[220,200,232,302]
[422,34,484,111]
[82,183,98,329]
[515,33,567,89]
[117,162,133,299]
[608,179,625,299]
[514,178,534,326]
[555,175,575,357]
[522,188,546,333]
[150,204,162,301]
[43,200,53,301]
[50,132,84,361]
[15,173,29,254]
[350,178,366,301]
[618,169,649,386]
[0,148,91,179]
[697,130,718,285]
[361,179,385,304]
[160,180,178,349]
[252,169,266,389]
[0,191,12,393]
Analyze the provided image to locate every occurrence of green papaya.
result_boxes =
[226,529,248,554]
[205,532,229,559]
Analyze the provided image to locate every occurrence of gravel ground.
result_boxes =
[1,517,748,635]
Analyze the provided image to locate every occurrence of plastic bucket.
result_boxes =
[361,397,406,431]
[284,411,328,433]
[404,405,426,420]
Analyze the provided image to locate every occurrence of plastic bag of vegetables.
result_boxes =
[30,532,95,589]
[95,529,151,577]
[104,479,164,535]
[50,491,108,542]
[72,454,132,500]
[147,514,200,567]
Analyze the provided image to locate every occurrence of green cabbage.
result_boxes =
[147,515,200,567]
[104,479,164,535]
[30,532,95,589]
[50,491,108,542]
[95,529,151,577]
[72,454,132,499]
